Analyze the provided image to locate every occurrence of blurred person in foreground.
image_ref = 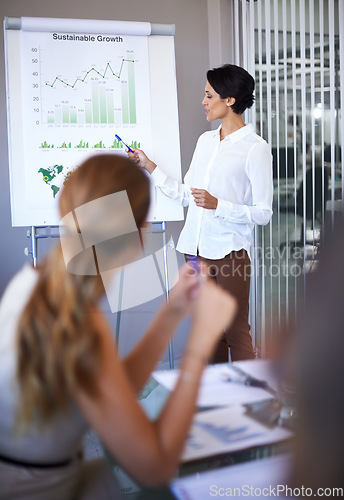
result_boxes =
[292,217,344,492]
[0,154,237,499]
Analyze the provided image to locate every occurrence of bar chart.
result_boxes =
[43,59,137,125]
[39,138,141,149]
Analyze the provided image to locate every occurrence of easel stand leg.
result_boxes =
[161,222,174,369]
[115,269,125,347]
[30,226,38,268]
[115,222,174,368]
[29,226,60,268]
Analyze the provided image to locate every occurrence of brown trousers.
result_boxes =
[187,250,255,363]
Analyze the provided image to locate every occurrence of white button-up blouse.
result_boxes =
[151,124,273,260]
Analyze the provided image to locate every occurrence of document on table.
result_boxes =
[171,453,294,500]
[181,405,293,462]
[153,360,278,408]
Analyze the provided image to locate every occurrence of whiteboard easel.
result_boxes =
[4,17,184,225]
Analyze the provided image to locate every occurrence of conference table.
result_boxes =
[125,359,295,500]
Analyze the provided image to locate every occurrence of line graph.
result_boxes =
[45,59,134,89]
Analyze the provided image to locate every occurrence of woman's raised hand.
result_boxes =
[127,148,157,174]
[168,262,237,359]
[166,263,202,317]
[188,278,238,359]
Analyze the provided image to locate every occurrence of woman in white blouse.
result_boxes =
[129,64,273,363]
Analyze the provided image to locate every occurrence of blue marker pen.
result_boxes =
[115,134,134,153]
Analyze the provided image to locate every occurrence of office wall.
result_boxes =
[207,0,233,69]
[0,0,210,296]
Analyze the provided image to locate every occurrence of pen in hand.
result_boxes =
[115,134,134,153]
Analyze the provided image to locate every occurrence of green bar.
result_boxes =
[99,85,107,123]
[121,81,129,124]
[70,108,77,123]
[85,101,92,123]
[111,139,123,149]
[114,109,121,124]
[77,110,85,124]
[55,106,62,124]
[128,63,136,124]
[62,106,69,123]
[107,92,114,123]
[47,115,54,124]
[92,82,99,123]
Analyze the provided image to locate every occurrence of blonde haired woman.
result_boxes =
[0,154,236,499]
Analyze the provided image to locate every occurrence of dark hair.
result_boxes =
[206,64,255,115]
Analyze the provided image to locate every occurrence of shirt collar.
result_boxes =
[213,123,254,143]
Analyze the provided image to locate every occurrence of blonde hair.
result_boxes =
[16,154,150,427]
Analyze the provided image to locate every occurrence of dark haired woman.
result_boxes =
[0,154,236,498]
[129,64,273,363]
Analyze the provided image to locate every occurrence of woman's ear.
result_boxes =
[226,97,236,107]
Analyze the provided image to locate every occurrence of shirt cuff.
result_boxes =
[150,166,168,186]
[214,198,234,219]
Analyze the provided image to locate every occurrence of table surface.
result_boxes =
[129,362,295,500]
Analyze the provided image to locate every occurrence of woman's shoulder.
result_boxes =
[245,126,269,146]
[253,134,270,147]
[243,130,271,159]
[196,128,219,146]
[3,264,37,294]
[0,265,38,320]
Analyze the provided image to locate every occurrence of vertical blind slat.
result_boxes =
[290,0,298,320]
[264,0,273,341]
[329,0,336,224]
[309,0,316,256]
[282,0,290,324]
[274,0,281,326]
[299,0,307,287]
[256,0,265,353]
[319,0,326,229]
[241,0,247,71]
[234,0,240,65]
